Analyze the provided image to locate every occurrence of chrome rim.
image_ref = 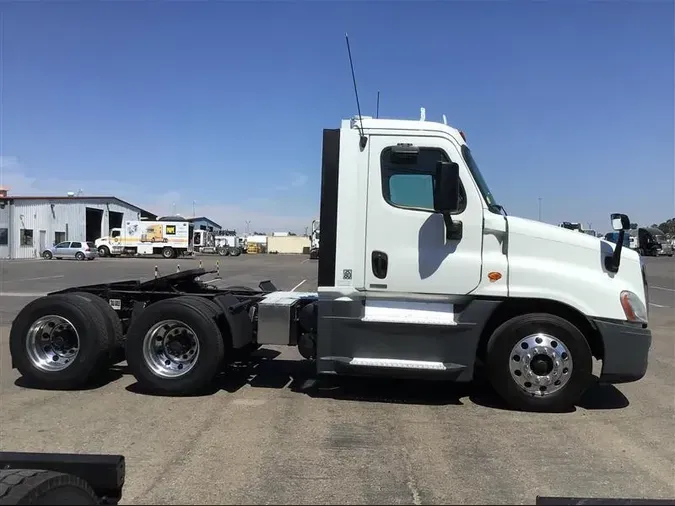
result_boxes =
[25,315,80,372]
[142,320,200,378]
[509,333,573,396]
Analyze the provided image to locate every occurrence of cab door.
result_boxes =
[363,134,483,296]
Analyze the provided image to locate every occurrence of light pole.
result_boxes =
[538,197,542,221]
[245,221,251,235]
[192,200,196,218]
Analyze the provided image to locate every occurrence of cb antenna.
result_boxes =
[376,90,380,118]
[345,33,367,149]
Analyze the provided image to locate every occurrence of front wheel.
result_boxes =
[486,313,593,412]
[98,246,110,257]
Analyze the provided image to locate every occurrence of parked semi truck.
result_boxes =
[95,220,193,259]
[193,229,243,256]
[309,219,320,259]
[8,115,651,412]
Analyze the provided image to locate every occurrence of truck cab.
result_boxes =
[311,115,650,410]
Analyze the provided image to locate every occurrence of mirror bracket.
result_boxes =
[441,212,463,241]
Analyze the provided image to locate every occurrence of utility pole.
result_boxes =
[245,221,251,235]
[538,197,542,221]
[192,200,196,218]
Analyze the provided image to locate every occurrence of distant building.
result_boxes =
[188,216,223,232]
[0,191,146,259]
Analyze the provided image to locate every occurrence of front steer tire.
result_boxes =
[125,296,225,395]
[0,469,99,505]
[9,294,109,390]
[485,313,593,413]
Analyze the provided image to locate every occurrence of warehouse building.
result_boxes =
[0,189,146,259]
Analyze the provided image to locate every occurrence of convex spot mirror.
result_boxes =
[611,213,630,231]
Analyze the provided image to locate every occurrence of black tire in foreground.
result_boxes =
[0,469,99,505]
[486,313,593,412]
[97,246,109,257]
[42,251,53,260]
[125,296,225,395]
[75,252,85,261]
[161,247,175,259]
[9,294,110,390]
[229,247,241,257]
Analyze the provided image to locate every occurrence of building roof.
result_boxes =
[188,216,223,229]
[1,195,156,219]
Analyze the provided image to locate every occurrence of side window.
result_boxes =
[111,230,121,238]
[55,242,70,248]
[380,146,466,213]
[71,242,82,248]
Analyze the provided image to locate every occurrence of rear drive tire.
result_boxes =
[75,252,85,261]
[9,294,109,389]
[42,251,53,260]
[125,296,225,395]
[0,469,99,505]
[485,313,593,412]
[229,247,241,257]
[161,247,175,259]
[66,292,124,360]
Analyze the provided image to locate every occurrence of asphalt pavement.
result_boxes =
[0,255,673,505]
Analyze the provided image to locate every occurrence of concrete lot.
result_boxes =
[0,255,673,504]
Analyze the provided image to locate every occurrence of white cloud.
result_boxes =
[0,156,315,234]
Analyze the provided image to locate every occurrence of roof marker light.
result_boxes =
[442,114,447,125]
[459,130,467,142]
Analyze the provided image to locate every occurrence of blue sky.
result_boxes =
[1,1,673,233]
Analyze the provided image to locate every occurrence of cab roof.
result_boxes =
[344,115,467,146]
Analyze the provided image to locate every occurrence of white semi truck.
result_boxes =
[95,220,192,259]
[9,115,651,413]
[309,219,320,259]
[193,229,244,256]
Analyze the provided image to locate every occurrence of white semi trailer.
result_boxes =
[9,114,651,413]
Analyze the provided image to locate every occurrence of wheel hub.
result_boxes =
[143,320,200,378]
[509,333,573,396]
[26,315,80,371]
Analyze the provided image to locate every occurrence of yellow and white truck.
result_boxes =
[95,220,192,259]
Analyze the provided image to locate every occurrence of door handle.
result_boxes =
[371,251,388,279]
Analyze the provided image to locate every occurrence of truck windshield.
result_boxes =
[461,145,500,213]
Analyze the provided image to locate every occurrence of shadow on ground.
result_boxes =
[121,348,630,412]
[13,347,629,411]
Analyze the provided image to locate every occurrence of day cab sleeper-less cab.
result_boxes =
[9,115,652,412]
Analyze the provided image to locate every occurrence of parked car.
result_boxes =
[42,241,98,261]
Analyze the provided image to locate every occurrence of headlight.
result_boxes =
[620,290,648,323]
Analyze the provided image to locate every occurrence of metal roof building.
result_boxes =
[0,190,148,259]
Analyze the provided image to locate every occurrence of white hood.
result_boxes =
[505,216,644,320]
